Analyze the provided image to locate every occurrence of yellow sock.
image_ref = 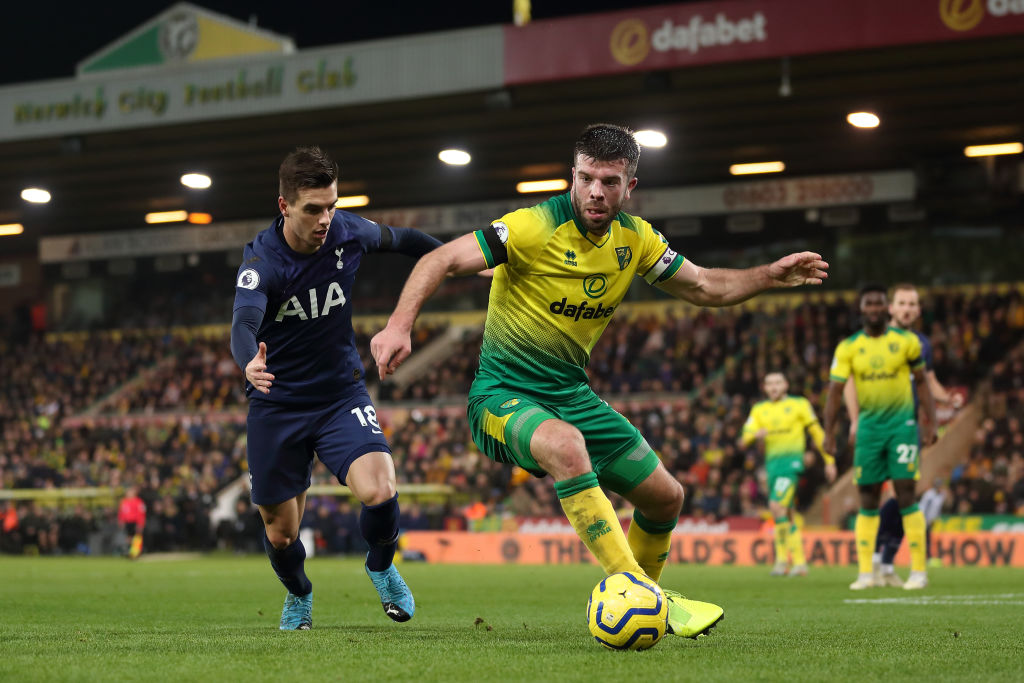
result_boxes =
[855,510,880,574]
[902,505,927,573]
[129,533,143,559]
[787,522,806,566]
[627,511,676,582]
[773,517,789,564]
[791,511,804,529]
[555,473,642,575]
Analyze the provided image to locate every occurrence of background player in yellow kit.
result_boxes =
[844,283,961,586]
[740,372,836,577]
[824,285,937,590]
[372,123,828,638]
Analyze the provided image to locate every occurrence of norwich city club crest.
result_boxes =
[615,246,632,270]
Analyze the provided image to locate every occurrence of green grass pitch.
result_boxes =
[1,556,1021,681]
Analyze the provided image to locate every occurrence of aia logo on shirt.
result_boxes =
[275,282,348,321]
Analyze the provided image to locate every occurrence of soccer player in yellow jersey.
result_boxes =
[740,372,836,577]
[824,285,936,591]
[844,283,961,587]
[372,123,828,639]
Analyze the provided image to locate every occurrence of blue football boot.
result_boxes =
[279,590,313,630]
[365,562,415,622]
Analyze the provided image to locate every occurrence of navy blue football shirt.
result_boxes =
[914,330,934,372]
[231,210,440,404]
[909,329,935,413]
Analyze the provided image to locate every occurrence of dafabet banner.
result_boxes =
[504,0,1024,84]
[403,531,1024,567]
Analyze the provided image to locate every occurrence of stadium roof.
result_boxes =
[0,5,1021,256]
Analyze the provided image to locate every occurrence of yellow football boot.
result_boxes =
[662,589,724,639]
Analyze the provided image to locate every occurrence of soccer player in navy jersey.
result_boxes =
[230,146,442,629]
[842,283,957,588]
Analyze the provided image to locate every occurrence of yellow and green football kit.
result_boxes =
[831,327,928,575]
[830,327,925,486]
[466,192,684,580]
[741,396,831,567]
[467,192,682,488]
[741,396,829,507]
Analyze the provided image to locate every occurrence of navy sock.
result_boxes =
[263,534,312,596]
[876,498,904,562]
[360,494,400,572]
[881,534,902,564]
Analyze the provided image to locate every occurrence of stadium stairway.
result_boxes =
[380,324,482,395]
[78,352,180,417]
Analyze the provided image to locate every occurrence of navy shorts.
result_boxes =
[246,390,391,506]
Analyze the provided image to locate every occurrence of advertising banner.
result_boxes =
[504,0,1024,84]
[403,531,1024,567]
[933,515,1024,532]
[509,516,760,534]
[1,26,502,142]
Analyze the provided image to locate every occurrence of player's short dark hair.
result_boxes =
[574,123,641,178]
[764,370,787,382]
[279,146,339,203]
[858,283,888,301]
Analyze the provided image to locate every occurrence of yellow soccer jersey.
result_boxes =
[830,327,924,424]
[469,193,684,397]
[741,396,824,461]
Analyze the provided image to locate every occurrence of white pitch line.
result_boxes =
[844,593,1024,606]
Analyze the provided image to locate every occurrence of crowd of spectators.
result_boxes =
[1,488,221,556]
[0,332,168,423]
[88,322,447,415]
[0,412,247,555]
[3,286,1023,555]
[947,345,1024,516]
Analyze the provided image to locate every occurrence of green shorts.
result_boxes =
[853,419,921,486]
[766,456,804,507]
[466,385,658,495]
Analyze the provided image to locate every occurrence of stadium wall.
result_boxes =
[0,254,43,317]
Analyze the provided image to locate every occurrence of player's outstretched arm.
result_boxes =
[914,367,938,445]
[656,252,828,307]
[842,379,860,446]
[384,225,444,257]
[738,415,764,448]
[926,369,960,406]
[823,380,845,456]
[371,232,487,378]
[230,304,274,394]
[807,421,837,482]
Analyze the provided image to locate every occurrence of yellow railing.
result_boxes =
[1,483,458,507]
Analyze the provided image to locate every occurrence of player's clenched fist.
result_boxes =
[245,342,275,394]
[371,326,411,379]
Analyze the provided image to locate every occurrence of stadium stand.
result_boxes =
[950,344,1024,515]
[2,285,1022,555]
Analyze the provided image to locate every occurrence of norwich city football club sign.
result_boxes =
[0,3,502,143]
[77,3,294,75]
